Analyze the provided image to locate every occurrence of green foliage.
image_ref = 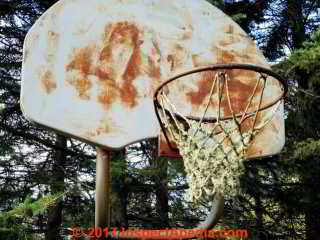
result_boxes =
[206,0,256,27]
[274,29,320,139]
[3,192,64,219]
[292,28,320,69]
[206,0,224,9]
[289,28,320,90]
[292,138,320,160]
[0,193,64,239]
[286,138,320,179]
[230,13,247,23]
[111,155,127,177]
[271,25,320,239]
[255,0,320,61]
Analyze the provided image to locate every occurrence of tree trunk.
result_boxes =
[110,150,129,229]
[305,207,320,240]
[155,157,169,228]
[288,0,306,49]
[149,139,169,227]
[305,174,320,240]
[45,134,66,240]
[251,167,264,234]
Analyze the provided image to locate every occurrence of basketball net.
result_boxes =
[157,71,281,203]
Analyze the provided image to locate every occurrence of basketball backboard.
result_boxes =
[21,0,285,158]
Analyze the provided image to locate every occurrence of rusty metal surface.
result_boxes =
[21,0,285,157]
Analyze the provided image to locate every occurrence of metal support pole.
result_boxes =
[95,148,111,230]
[94,147,223,239]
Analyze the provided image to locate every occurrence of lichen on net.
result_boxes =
[157,71,280,204]
[173,119,250,203]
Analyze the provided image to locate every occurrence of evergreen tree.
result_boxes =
[2,1,319,240]
[253,0,320,61]
[280,28,320,240]
[0,1,96,238]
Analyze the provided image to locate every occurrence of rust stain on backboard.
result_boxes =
[168,44,188,71]
[66,46,94,100]
[68,77,93,100]
[98,22,142,108]
[224,24,234,34]
[86,125,111,137]
[40,70,56,94]
[218,49,237,64]
[148,56,161,78]
[65,21,163,109]
[66,46,93,76]
[221,71,262,117]
[217,30,259,65]
[186,71,215,105]
[184,68,262,118]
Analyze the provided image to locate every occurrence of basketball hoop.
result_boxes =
[21,0,288,233]
[154,64,287,203]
